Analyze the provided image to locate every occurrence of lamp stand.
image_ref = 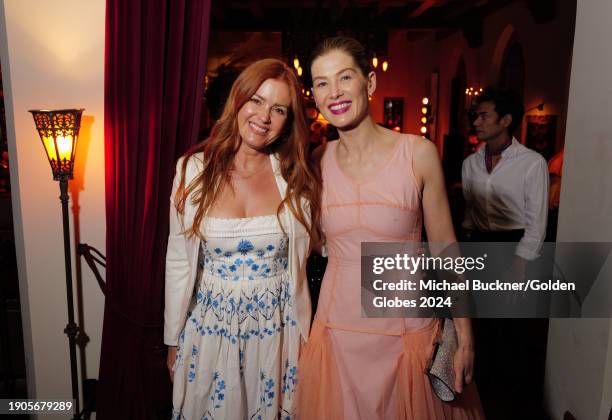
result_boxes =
[59,178,81,419]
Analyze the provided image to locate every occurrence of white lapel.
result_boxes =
[270,153,287,198]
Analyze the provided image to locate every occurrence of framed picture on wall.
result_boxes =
[383,97,404,132]
[525,115,557,160]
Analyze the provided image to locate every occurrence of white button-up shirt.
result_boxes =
[462,138,549,260]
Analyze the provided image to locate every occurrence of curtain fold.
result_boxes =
[98,1,210,417]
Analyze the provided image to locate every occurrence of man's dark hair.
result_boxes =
[475,87,524,135]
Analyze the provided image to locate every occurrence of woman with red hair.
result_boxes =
[164,58,320,420]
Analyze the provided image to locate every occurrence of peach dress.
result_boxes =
[297,135,484,419]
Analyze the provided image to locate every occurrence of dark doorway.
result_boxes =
[0,63,28,403]
[499,39,526,140]
[443,57,468,234]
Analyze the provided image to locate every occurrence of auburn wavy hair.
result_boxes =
[175,58,321,245]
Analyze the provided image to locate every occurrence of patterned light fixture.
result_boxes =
[29,108,84,180]
[29,107,84,418]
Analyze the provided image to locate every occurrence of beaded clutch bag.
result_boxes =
[426,318,458,402]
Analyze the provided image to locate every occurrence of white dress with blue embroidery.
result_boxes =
[171,215,299,420]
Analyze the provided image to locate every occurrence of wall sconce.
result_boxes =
[29,108,84,418]
[420,97,432,138]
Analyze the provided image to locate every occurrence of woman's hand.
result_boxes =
[452,318,475,394]
[167,346,177,382]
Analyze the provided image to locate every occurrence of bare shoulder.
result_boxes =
[374,124,404,145]
[411,135,440,165]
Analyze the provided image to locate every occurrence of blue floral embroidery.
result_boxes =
[259,371,276,408]
[237,239,255,254]
[282,360,298,396]
[199,236,288,281]
[209,371,225,409]
[174,231,298,419]
[174,336,185,371]
[187,344,198,383]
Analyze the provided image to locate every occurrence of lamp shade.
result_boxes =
[29,108,84,180]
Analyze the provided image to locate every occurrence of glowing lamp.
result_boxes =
[421,117,428,124]
[29,109,83,181]
[422,97,429,105]
[393,126,401,132]
[297,66,303,76]
[372,56,378,69]
[420,126,427,134]
[293,57,300,70]
[382,61,388,72]
[421,107,428,114]
[29,107,84,416]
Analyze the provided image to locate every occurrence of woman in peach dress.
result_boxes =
[297,37,484,419]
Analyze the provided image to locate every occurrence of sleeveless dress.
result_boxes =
[172,215,299,420]
[297,135,484,419]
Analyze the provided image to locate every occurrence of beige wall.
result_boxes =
[544,0,612,418]
[0,0,106,412]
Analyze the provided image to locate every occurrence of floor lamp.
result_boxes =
[29,108,84,419]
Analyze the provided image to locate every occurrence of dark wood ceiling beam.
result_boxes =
[209,0,511,32]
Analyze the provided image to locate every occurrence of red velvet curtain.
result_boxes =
[98,1,210,418]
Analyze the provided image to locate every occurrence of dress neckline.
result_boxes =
[205,214,277,222]
[332,135,403,185]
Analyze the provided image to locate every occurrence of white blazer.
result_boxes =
[164,152,312,346]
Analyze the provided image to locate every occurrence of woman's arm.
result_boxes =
[413,137,474,393]
[413,137,456,248]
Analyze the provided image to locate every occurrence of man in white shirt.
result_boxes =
[461,87,549,419]
[462,88,549,265]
